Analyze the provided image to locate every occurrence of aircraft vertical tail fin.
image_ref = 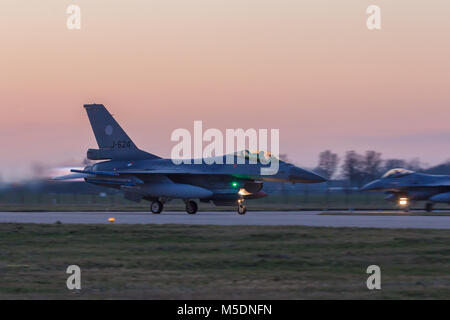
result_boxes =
[84,104,160,160]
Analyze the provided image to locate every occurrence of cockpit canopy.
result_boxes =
[234,150,279,162]
[381,168,414,179]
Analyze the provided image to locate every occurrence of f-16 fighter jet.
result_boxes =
[56,104,326,214]
[361,168,450,212]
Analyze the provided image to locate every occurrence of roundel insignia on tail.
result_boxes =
[105,125,113,136]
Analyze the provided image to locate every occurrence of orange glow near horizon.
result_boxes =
[0,0,449,180]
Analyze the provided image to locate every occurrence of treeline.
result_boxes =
[314,150,432,186]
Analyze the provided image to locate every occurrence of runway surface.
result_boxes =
[0,211,450,229]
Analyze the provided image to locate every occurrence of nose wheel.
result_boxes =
[185,200,198,214]
[237,199,246,215]
[238,204,247,215]
[150,200,163,214]
[425,203,433,213]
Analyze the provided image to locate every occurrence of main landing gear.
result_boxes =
[151,199,248,215]
[425,203,433,213]
[185,200,198,214]
[150,200,163,214]
[237,199,246,215]
[151,199,199,214]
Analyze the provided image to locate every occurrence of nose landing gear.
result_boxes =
[425,202,433,213]
[237,199,246,215]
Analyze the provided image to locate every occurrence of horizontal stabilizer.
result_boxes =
[71,169,119,176]
[53,173,92,180]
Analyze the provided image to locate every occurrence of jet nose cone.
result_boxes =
[289,167,327,183]
[361,180,381,191]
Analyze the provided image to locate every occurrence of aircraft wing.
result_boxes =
[116,169,214,175]
[116,168,244,176]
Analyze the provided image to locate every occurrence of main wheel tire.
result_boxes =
[150,201,163,214]
[186,200,198,214]
[425,203,433,213]
[237,205,246,215]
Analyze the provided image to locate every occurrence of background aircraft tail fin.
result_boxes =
[84,104,160,160]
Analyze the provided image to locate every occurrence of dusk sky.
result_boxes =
[1,0,449,181]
